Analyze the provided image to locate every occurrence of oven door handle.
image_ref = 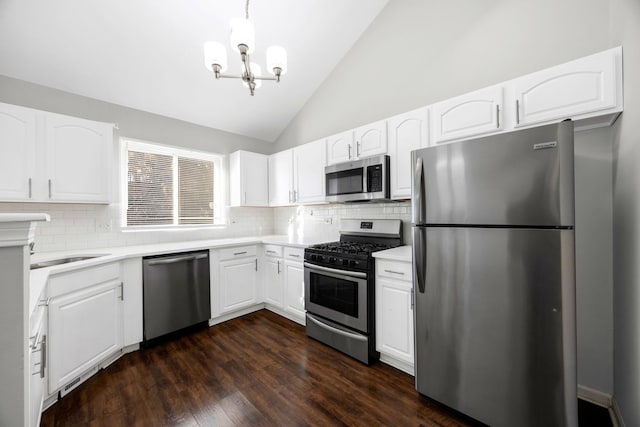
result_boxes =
[303,262,367,279]
[307,314,367,342]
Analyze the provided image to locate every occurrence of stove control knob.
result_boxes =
[342,259,349,266]
[329,257,337,263]
[311,254,317,261]
[349,260,357,267]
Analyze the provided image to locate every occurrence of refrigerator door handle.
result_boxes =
[412,156,426,224]
[413,227,426,293]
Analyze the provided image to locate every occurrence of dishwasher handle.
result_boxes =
[146,253,208,266]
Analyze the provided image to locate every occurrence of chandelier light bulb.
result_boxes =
[203,41,228,72]
[266,46,288,76]
[230,17,255,54]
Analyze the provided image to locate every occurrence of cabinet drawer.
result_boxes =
[219,245,257,260]
[376,259,412,281]
[48,262,121,297]
[263,245,283,258]
[284,247,304,261]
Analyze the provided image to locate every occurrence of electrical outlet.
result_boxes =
[324,217,333,225]
[95,220,112,232]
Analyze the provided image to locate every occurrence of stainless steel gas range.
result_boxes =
[303,219,402,364]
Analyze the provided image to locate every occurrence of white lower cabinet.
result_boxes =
[47,263,123,394]
[375,258,414,375]
[263,245,284,308]
[216,245,259,315]
[29,307,46,427]
[283,249,305,324]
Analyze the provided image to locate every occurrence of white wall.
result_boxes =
[609,0,640,424]
[273,0,619,399]
[0,75,276,251]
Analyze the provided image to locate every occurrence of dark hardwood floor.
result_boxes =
[41,310,476,426]
[41,310,612,426]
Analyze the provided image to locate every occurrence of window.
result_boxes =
[122,139,224,228]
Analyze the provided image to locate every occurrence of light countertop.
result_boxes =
[28,234,326,315]
[372,245,412,262]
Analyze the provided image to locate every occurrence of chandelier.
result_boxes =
[203,0,288,96]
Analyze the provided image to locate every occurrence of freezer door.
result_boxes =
[413,226,577,427]
[412,120,574,227]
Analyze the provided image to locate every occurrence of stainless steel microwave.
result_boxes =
[325,155,390,203]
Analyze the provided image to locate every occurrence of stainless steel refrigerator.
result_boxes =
[411,120,577,427]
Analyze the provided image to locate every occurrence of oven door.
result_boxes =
[304,262,368,333]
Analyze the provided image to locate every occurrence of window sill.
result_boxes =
[122,224,228,233]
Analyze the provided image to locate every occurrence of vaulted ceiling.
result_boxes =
[0,0,388,142]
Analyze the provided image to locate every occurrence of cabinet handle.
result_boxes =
[496,104,500,128]
[266,250,277,254]
[255,258,258,271]
[289,254,301,258]
[277,260,280,274]
[41,335,47,378]
[348,144,352,159]
[38,298,50,307]
[293,190,297,202]
[411,289,414,311]
[356,141,361,157]
[48,179,52,199]
[384,269,405,275]
[28,178,32,198]
[120,282,124,301]
[234,251,247,256]
[288,190,292,203]
[516,99,520,124]
[244,191,247,204]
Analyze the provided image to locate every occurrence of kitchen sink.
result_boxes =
[30,254,109,270]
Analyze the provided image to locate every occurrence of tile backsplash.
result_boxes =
[0,201,412,253]
[273,202,412,245]
[0,202,274,252]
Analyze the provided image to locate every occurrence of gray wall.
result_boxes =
[274,0,611,150]
[0,75,272,155]
[610,0,640,425]
[274,0,620,402]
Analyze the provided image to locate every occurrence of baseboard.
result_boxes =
[264,305,305,326]
[611,397,625,427]
[379,354,414,376]
[577,384,612,407]
[209,304,265,326]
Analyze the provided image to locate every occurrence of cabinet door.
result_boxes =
[264,256,284,307]
[0,103,37,201]
[514,47,619,128]
[284,260,305,321]
[354,119,387,158]
[44,113,112,202]
[219,257,258,314]
[48,280,123,393]
[387,107,429,199]
[432,85,503,144]
[326,130,354,165]
[376,276,413,364]
[293,139,326,204]
[268,149,294,206]
[230,151,269,207]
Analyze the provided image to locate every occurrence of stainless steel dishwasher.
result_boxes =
[142,250,211,341]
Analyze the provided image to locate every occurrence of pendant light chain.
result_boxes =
[245,0,250,20]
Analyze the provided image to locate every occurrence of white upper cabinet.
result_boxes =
[44,113,112,203]
[0,102,113,203]
[293,139,326,204]
[269,149,294,206]
[387,107,429,199]
[229,150,269,207]
[432,85,503,144]
[327,120,388,165]
[268,139,327,206]
[0,103,36,200]
[326,130,354,165]
[513,46,622,129]
[354,119,388,158]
